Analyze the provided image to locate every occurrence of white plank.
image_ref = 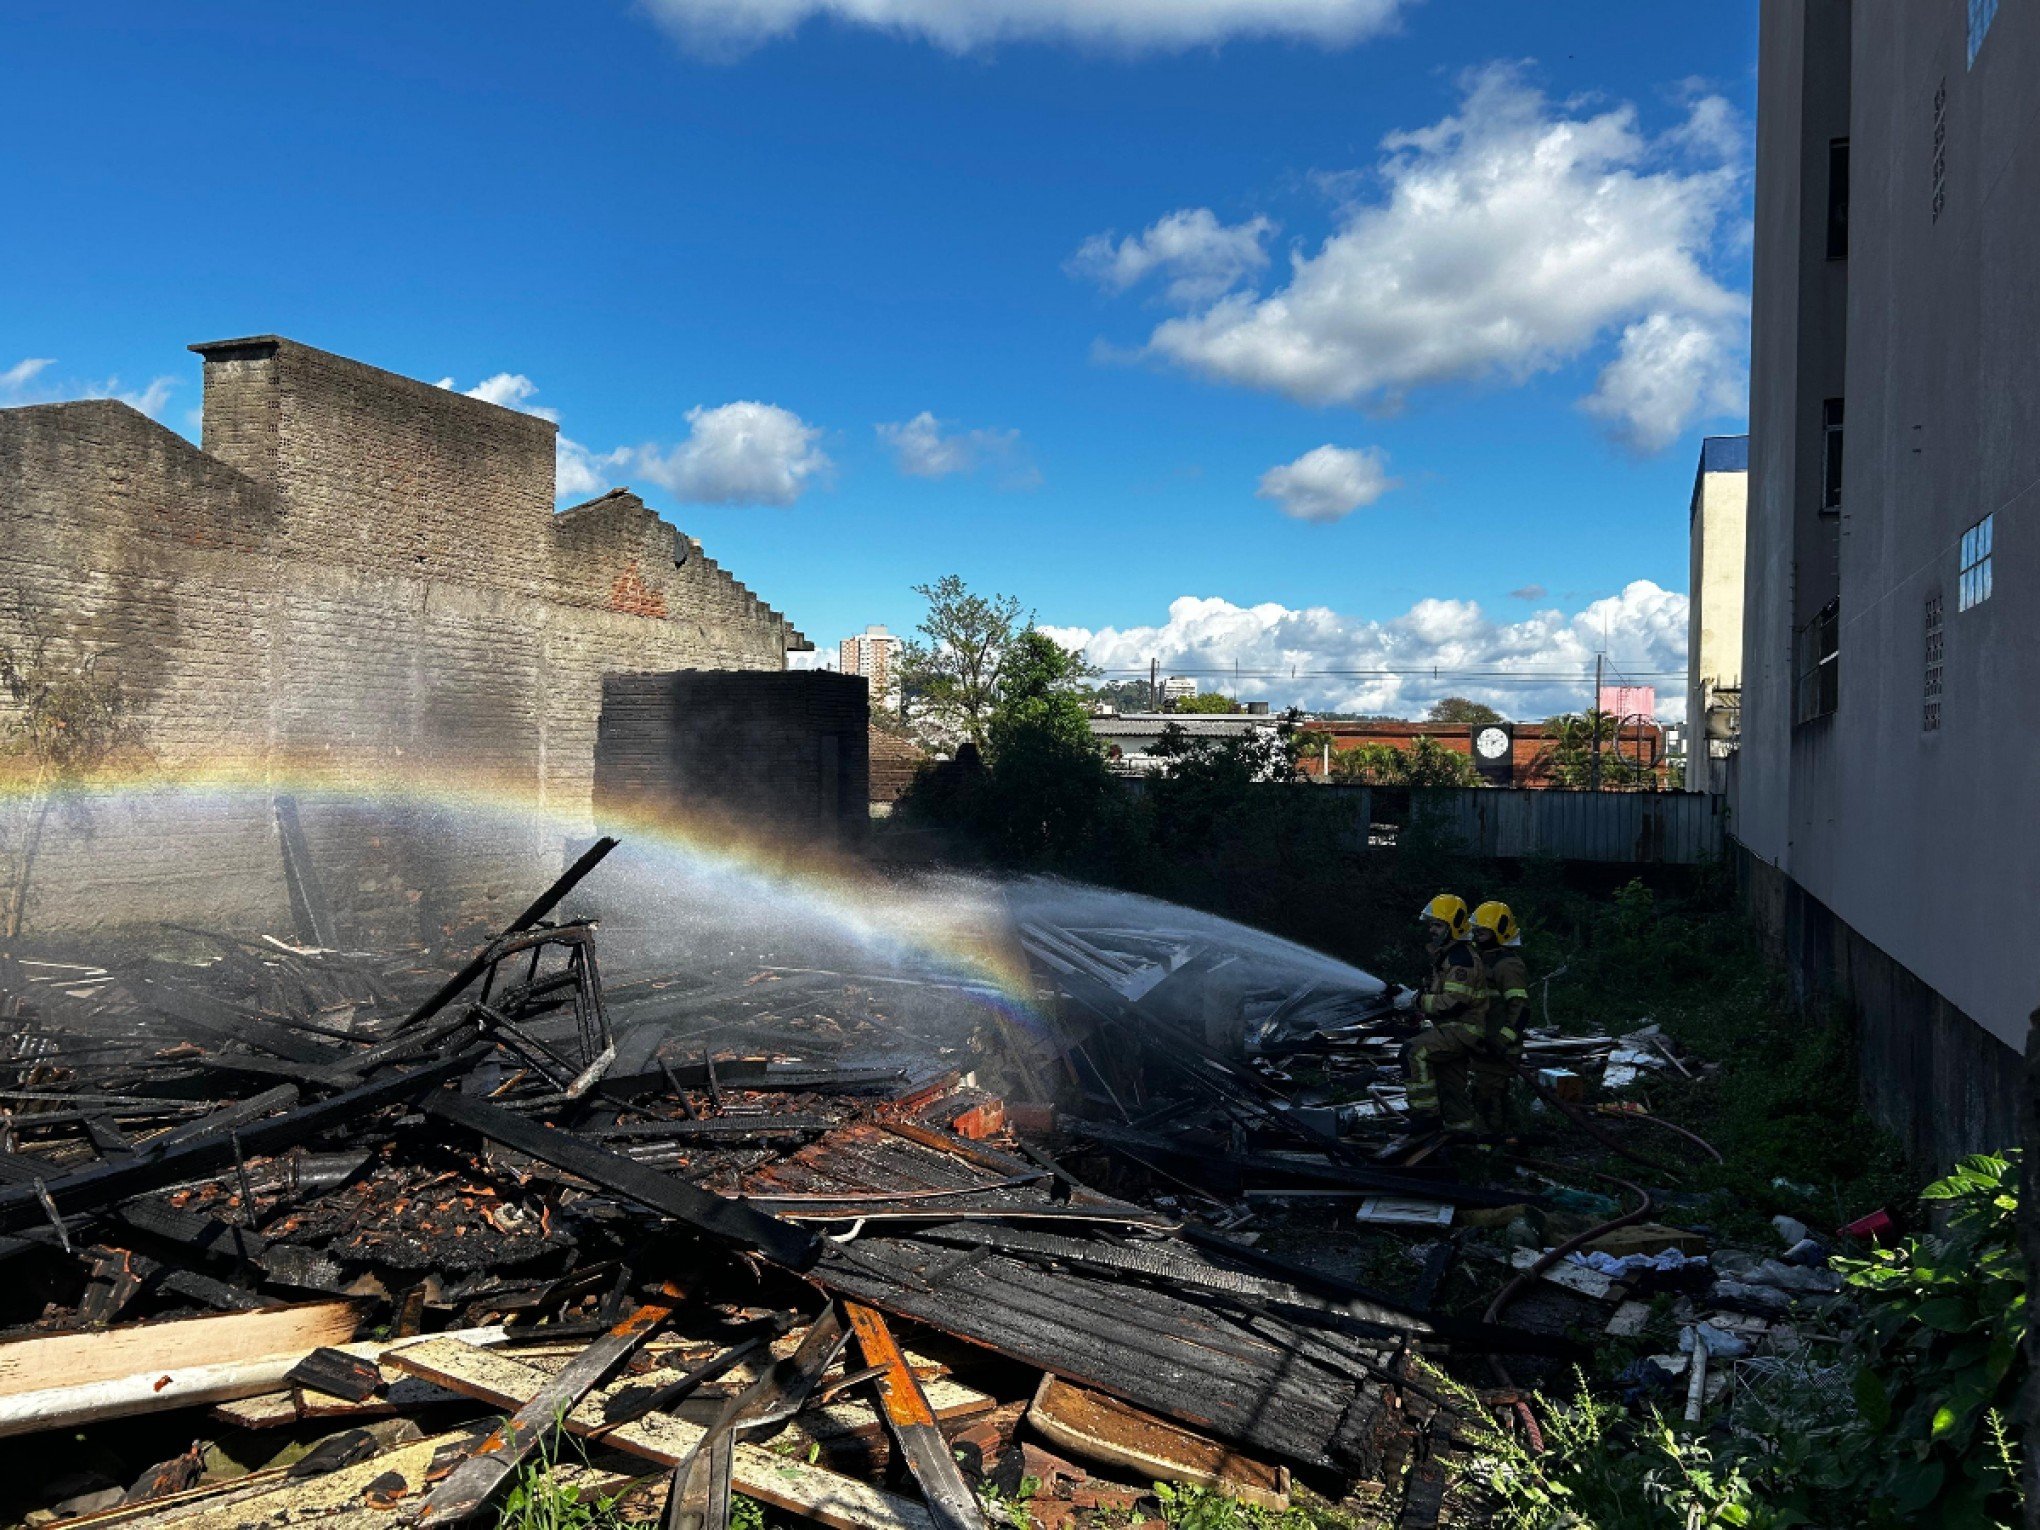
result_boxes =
[390,1337,939,1530]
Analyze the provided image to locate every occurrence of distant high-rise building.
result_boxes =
[1160,676,1198,704]
[839,624,903,712]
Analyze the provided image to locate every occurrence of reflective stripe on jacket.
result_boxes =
[1483,949,1529,1047]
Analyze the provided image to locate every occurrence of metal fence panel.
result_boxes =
[1409,788,1724,864]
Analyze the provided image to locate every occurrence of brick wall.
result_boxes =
[867,728,929,809]
[0,338,809,942]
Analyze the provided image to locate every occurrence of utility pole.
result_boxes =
[1150,657,1159,711]
[1589,652,1604,792]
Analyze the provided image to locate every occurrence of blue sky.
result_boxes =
[1,0,1758,717]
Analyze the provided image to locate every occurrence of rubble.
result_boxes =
[0,844,1855,1526]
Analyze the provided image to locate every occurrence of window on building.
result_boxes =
[1959,514,1994,611]
[1826,139,1850,259]
[1923,592,1943,731]
[1821,398,1845,511]
[1793,599,1840,724]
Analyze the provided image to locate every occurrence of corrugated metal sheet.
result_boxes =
[1414,789,1726,864]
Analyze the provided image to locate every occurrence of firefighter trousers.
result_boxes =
[1405,1022,1485,1130]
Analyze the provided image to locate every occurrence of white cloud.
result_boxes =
[1041,579,1689,720]
[555,438,634,502]
[0,357,178,420]
[635,402,832,507]
[1069,210,1276,306]
[0,358,55,395]
[1256,444,1395,522]
[876,411,1027,481]
[1509,583,1547,601]
[1581,311,1746,453]
[109,377,178,419]
[462,372,550,415]
[1093,63,1747,452]
[438,372,830,507]
[642,0,1405,58]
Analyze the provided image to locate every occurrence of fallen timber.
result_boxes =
[0,855,1706,1528]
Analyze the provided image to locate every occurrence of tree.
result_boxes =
[1426,696,1504,727]
[988,629,1099,759]
[1171,692,1237,714]
[1289,725,1338,774]
[896,576,1024,749]
[1330,735,1481,787]
[1537,712,1655,790]
[1084,679,1157,714]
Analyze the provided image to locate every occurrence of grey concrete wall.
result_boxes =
[1740,849,2020,1166]
[1741,0,2039,1116]
[0,339,809,943]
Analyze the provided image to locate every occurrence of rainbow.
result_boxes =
[0,755,1046,1017]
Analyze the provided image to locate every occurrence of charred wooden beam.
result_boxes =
[0,1056,470,1234]
[843,1302,984,1530]
[422,1091,820,1270]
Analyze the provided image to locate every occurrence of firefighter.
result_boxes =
[1469,900,1529,1131]
[1403,894,1488,1133]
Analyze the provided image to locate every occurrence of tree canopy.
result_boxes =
[896,575,1025,748]
[1426,696,1505,727]
[1331,734,1482,787]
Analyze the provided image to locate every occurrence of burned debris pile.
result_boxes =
[0,843,1812,1528]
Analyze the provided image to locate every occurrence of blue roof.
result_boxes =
[1698,435,1749,474]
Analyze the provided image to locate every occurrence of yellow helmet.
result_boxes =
[1472,900,1521,947]
[1418,894,1470,939]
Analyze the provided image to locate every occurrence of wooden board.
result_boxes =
[1027,1374,1290,1511]
[208,1325,508,1429]
[0,1300,359,1437]
[65,1428,636,1530]
[390,1337,940,1530]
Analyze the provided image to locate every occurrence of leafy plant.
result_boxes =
[975,1471,1039,1530]
[1822,1152,2025,1525]
[495,1427,644,1530]
[1450,1366,1774,1529]
[1152,1481,1319,1530]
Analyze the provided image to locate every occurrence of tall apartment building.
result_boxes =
[839,624,903,713]
[1161,676,1199,704]
[1685,436,1749,795]
[1737,0,2032,1163]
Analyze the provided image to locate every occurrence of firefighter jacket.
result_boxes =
[1484,949,1529,1050]
[1419,940,1487,1027]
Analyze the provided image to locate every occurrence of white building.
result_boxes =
[1160,676,1198,704]
[839,624,903,713]
[1685,435,1748,795]
[1088,711,1278,776]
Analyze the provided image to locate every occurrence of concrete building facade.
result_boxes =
[839,624,904,714]
[1685,436,1750,795]
[1738,0,2034,1163]
[0,336,809,942]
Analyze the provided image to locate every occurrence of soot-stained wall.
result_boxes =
[0,336,810,943]
[593,671,871,850]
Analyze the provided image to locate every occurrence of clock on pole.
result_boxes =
[1471,723,1514,785]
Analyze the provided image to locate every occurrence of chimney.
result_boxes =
[188,336,284,492]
